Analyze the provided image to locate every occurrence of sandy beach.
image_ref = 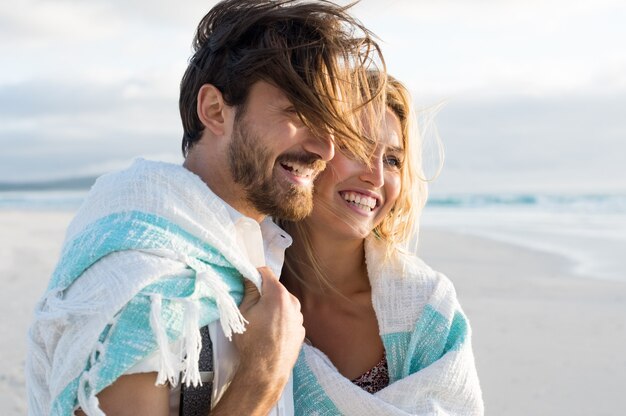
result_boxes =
[2,210,625,415]
[418,229,626,416]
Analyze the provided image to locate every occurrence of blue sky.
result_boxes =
[1,0,625,193]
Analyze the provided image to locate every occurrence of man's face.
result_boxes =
[227,81,334,221]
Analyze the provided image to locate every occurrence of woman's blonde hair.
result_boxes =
[370,74,428,254]
[280,73,431,292]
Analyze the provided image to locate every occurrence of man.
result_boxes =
[26,0,385,415]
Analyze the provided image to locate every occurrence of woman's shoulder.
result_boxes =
[365,238,462,333]
[399,254,457,302]
[366,238,453,288]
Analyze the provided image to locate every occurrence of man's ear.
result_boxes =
[197,84,228,136]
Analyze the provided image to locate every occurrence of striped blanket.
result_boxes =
[292,238,484,415]
[26,159,259,415]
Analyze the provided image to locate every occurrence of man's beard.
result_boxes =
[227,114,325,221]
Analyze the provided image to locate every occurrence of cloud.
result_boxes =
[350,0,626,98]
[0,81,121,117]
[428,91,626,192]
[0,76,177,118]
[0,76,182,181]
[0,1,195,86]
[0,1,116,44]
[41,0,218,26]
[0,123,181,181]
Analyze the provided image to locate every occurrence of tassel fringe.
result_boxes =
[196,270,248,340]
[149,294,180,386]
[181,299,202,387]
[76,342,106,416]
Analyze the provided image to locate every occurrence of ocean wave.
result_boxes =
[0,191,87,210]
[2,190,626,214]
[427,194,626,214]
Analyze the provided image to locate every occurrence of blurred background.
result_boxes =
[1,1,625,414]
[2,0,625,192]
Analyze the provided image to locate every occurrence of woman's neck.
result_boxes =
[283,224,385,381]
[284,224,370,303]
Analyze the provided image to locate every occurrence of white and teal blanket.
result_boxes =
[293,238,484,415]
[26,159,259,416]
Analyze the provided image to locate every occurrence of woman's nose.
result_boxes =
[359,156,384,188]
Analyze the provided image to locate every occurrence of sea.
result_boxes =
[1,189,624,282]
[421,193,626,282]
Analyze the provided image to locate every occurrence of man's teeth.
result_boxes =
[282,161,315,178]
[341,192,377,211]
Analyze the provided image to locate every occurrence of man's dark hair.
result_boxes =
[180,0,385,158]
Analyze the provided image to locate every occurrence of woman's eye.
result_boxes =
[384,155,402,168]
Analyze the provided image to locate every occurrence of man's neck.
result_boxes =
[183,151,265,223]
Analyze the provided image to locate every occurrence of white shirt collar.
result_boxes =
[220,199,292,276]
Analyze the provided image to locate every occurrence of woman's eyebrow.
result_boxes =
[387,144,405,154]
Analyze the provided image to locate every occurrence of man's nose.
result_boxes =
[303,130,335,162]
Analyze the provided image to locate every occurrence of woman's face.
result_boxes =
[307,108,404,239]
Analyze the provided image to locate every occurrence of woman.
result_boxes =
[279,75,484,415]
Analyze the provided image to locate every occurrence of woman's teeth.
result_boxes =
[341,192,377,212]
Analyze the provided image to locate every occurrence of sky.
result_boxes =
[1,0,625,194]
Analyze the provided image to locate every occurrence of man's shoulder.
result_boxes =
[68,158,233,233]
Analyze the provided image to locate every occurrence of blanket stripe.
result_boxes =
[50,211,234,292]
